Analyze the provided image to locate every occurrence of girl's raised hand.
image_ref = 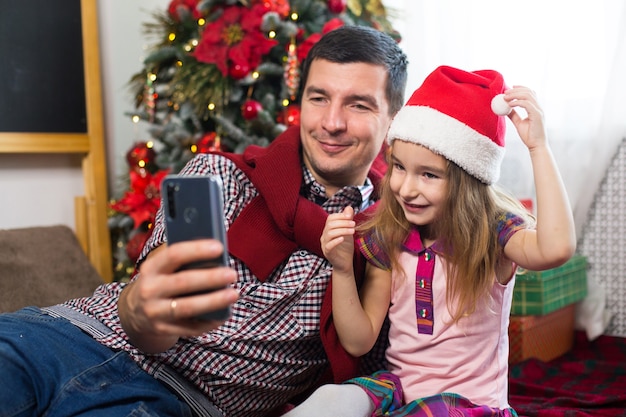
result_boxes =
[321,205,356,273]
[504,86,547,151]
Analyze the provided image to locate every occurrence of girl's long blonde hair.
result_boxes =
[359,146,535,323]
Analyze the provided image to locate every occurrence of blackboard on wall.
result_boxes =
[0,0,87,133]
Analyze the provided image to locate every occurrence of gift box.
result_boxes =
[511,255,588,315]
[508,304,576,364]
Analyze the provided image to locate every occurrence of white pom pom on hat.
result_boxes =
[387,65,509,184]
[491,93,512,116]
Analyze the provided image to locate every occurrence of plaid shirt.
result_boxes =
[57,153,375,417]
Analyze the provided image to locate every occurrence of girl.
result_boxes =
[284,66,576,416]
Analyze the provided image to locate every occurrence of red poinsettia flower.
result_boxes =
[297,19,344,61]
[110,169,170,228]
[253,0,290,18]
[168,0,203,21]
[297,33,321,62]
[193,4,278,79]
[323,18,345,34]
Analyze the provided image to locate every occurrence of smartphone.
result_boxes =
[162,174,231,321]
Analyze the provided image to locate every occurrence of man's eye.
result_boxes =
[352,103,371,111]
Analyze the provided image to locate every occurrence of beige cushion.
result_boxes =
[0,225,103,312]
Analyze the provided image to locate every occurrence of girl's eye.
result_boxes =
[424,172,438,179]
[392,162,405,171]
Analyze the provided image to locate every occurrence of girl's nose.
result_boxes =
[399,176,419,200]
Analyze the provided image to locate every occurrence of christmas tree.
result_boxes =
[108,0,400,282]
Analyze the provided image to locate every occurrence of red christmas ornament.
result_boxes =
[196,132,221,153]
[284,104,301,126]
[242,99,263,120]
[327,0,347,14]
[126,142,156,172]
[284,37,300,100]
[229,62,250,80]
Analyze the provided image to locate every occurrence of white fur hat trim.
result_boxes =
[387,105,506,184]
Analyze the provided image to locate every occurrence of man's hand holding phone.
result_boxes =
[119,239,239,354]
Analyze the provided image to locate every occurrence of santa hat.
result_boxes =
[387,65,511,184]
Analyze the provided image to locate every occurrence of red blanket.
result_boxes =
[509,331,626,416]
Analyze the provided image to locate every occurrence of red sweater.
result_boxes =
[217,126,385,383]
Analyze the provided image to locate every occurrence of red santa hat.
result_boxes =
[387,65,511,184]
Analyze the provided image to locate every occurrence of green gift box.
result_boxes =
[511,255,588,316]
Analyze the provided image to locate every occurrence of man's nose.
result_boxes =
[321,103,347,133]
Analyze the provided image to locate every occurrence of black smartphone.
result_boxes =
[162,174,231,321]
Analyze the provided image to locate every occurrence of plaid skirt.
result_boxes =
[346,371,518,417]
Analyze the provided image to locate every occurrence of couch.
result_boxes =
[0,225,104,312]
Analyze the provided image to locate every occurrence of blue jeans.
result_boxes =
[0,307,193,417]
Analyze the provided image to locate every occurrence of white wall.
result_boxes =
[0,154,84,229]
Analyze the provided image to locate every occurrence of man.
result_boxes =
[0,25,408,417]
